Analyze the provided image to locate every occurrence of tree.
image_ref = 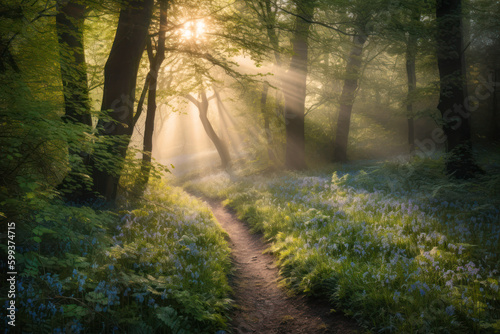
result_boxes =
[186,89,232,170]
[55,0,94,199]
[136,0,168,192]
[260,81,277,163]
[283,0,315,170]
[435,0,481,178]
[91,0,154,201]
[56,0,91,126]
[332,19,368,163]
[404,9,422,154]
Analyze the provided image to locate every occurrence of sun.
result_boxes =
[180,20,206,41]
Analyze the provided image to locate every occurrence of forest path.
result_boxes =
[206,199,360,334]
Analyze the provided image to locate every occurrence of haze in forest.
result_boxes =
[1,0,499,333]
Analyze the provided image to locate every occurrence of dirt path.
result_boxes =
[207,200,360,334]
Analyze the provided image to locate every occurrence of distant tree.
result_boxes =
[260,81,277,163]
[404,11,420,154]
[186,89,232,170]
[92,0,154,201]
[237,0,284,165]
[435,0,481,178]
[332,17,368,163]
[387,2,428,154]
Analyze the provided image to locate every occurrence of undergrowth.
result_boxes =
[187,157,500,333]
[1,182,231,333]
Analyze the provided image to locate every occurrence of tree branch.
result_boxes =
[133,73,151,127]
[185,93,201,109]
[275,4,355,36]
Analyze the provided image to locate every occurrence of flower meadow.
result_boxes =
[1,183,231,333]
[186,158,500,333]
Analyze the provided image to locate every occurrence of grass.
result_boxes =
[1,182,232,333]
[185,157,500,333]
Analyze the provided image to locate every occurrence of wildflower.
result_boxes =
[135,293,145,303]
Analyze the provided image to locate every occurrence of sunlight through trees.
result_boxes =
[1,0,499,332]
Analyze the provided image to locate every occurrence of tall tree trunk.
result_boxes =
[55,0,93,200]
[261,81,276,163]
[436,0,480,178]
[406,30,417,154]
[138,0,168,191]
[262,0,281,67]
[332,32,367,163]
[92,0,154,201]
[56,0,91,126]
[493,69,500,140]
[283,2,314,170]
[186,91,231,170]
[262,0,283,163]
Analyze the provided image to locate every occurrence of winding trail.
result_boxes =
[206,199,360,334]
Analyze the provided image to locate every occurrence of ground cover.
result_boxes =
[185,158,500,333]
[2,183,231,333]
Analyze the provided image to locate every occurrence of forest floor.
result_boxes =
[206,199,361,334]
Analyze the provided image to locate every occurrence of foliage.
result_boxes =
[1,183,232,333]
[188,158,500,333]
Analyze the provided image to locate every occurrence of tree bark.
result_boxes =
[262,0,282,67]
[436,0,480,178]
[186,91,231,170]
[332,32,367,163]
[0,37,19,73]
[406,30,417,154]
[55,0,94,200]
[92,0,154,201]
[493,69,500,140]
[56,0,91,126]
[138,0,168,190]
[283,2,314,170]
[261,81,276,163]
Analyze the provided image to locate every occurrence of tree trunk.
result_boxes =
[406,30,417,154]
[493,69,500,140]
[262,0,281,67]
[138,0,168,190]
[261,81,276,163]
[92,0,154,201]
[283,2,314,170]
[0,37,20,73]
[186,91,231,170]
[55,0,93,200]
[56,0,91,126]
[332,32,367,163]
[436,0,481,178]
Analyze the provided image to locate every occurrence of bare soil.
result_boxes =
[207,199,361,334]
